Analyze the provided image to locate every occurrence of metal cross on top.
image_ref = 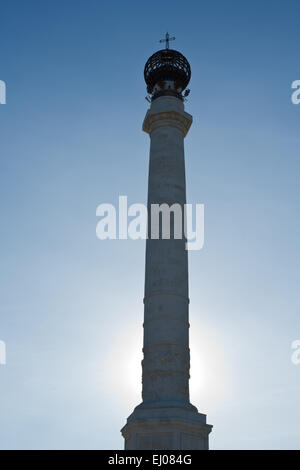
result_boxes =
[159,32,175,49]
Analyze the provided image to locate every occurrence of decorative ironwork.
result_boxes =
[144,48,191,100]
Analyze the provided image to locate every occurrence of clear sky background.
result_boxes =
[0,0,300,449]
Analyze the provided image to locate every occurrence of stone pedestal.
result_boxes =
[122,404,212,450]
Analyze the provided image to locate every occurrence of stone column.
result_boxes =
[121,96,212,450]
[142,96,192,407]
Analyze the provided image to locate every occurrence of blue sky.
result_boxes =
[0,0,300,449]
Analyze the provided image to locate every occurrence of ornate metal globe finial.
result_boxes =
[144,33,191,101]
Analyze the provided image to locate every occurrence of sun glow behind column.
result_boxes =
[104,316,229,412]
[189,318,230,409]
[104,323,143,408]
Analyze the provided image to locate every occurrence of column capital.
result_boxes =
[143,109,192,137]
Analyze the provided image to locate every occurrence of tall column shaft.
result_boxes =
[142,96,191,406]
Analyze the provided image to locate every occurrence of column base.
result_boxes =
[121,403,212,450]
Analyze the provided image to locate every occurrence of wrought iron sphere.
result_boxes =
[144,49,191,96]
